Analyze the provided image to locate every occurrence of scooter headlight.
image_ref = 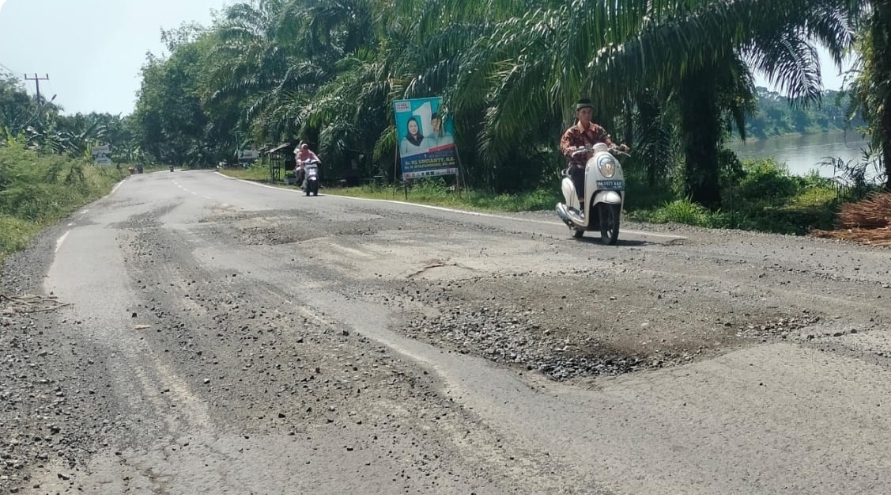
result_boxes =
[597,155,617,178]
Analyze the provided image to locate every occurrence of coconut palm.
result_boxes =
[205,0,301,139]
[206,0,386,145]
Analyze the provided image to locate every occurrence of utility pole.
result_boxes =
[24,73,50,105]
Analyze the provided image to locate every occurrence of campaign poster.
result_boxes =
[393,97,458,179]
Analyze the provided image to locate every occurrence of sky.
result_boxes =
[0,0,856,116]
[0,0,231,115]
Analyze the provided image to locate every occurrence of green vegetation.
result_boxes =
[122,0,888,205]
[846,0,891,183]
[1,69,148,167]
[0,143,127,265]
[626,158,851,234]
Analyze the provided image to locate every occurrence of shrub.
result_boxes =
[731,158,800,206]
[653,198,713,226]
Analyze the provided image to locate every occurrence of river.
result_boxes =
[727,130,877,179]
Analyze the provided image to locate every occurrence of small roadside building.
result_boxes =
[265,143,297,183]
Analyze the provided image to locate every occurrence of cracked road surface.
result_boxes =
[2,170,891,494]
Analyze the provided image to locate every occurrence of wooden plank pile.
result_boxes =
[810,192,891,247]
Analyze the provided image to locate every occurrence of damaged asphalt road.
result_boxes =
[3,169,891,494]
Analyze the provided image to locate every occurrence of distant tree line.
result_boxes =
[0,71,141,163]
[740,87,866,139]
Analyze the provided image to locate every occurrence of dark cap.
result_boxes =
[575,99,593,111]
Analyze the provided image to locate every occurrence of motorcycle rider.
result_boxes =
[294,143,321,188]
[559,99,626,210]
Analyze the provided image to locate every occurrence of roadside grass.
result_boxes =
[219,165,270,181]
[328,180,560,212]
[0,215,41,263]
[325,159,848,232]
[0,143,128,269]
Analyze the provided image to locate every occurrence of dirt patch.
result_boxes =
[198,208,384,245]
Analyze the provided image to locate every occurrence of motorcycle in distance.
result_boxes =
[301,159,320,196]
[555,142,627,245]
[169,165,175,172]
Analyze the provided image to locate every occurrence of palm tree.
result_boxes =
[382,1,579,188]
[397,0,857,201]
[136,0,885,196]
[581,0,859,207]
[846,0,891,190]
[206,0,317,143]
[206,0,389,146]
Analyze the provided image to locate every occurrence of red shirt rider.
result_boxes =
[560,99,614,202]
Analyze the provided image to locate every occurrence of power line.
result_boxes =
[0,62,22,74]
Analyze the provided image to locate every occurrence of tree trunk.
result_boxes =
[881,70,891,191]
[623,97,634,149]
[679,73,722,209]
[877,0,891,192]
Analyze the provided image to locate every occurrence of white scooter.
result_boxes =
[555,143,626,245]
[302,159,320,196]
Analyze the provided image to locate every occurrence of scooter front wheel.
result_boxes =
[572,227,584,238]
[599,203,621,245]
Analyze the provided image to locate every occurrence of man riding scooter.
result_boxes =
[559,99,627,216]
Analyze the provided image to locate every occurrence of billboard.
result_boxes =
[393,97,458,179]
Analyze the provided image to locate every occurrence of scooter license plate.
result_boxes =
[596,180,625,190]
